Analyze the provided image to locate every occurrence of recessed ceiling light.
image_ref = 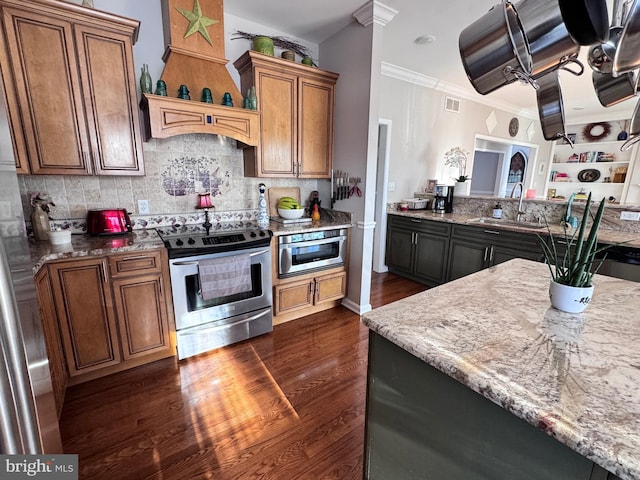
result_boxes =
[572,106,585,110]
[414,35,436,45]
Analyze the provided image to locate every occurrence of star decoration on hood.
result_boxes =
[176,0,218,46]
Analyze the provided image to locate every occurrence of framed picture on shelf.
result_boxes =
[546,188,556,199]
[559,133,576,145]
[425,179,438,193]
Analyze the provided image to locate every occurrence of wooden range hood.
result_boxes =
[139,0,259,146]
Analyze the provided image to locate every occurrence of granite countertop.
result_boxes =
[388,209,640,248]
[268,209,353,236]
[29,229,164,274]
[362,258,640,480]
[29,210,353,274]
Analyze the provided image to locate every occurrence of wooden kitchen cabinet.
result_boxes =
[274,270,347,317]
[234,51,339,178]
[109,252,172,361]
[447,224,543,281]
[0,0,144,175]
[45,249,174,385]
[386,215,451,286]
[48,257,121,377]
[34,268,68,418]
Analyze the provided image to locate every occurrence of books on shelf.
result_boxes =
[549,171,570,182]
[564,151,616,163]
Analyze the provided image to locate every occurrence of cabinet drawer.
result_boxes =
[109,250,163,277]
[389,215,451,237]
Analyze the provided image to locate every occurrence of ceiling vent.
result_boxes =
[444,96,461,113]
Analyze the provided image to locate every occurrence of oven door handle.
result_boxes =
[179,309,271,335]
[279,236,347,249]
[171,249,270,266]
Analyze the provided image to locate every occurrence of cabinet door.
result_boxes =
[255,67,297,176]
[1,7,90,174]
[315,271,347,304]
[298,76,334,178]
[49,258,121,376]
[274,278,313,315]
[34,269,67,417]
[413,232,450,285]
[74,24,144,175]
[386,227,414,275]
[112,273,171,360]
[492,244,543,266]
[447,238,488,281]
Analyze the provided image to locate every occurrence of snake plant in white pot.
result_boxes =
[538,193,608,313]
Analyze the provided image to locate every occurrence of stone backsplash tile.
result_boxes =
[19,134,319,233]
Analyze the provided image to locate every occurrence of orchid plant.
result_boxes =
[29,192,55,214]
[444,147,470,182]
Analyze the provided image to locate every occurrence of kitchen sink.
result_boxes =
[468,217,547,230]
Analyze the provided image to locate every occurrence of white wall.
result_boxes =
[378,75,553,202]
[320,14,376,314]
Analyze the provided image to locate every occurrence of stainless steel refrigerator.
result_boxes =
[0,68,62,453]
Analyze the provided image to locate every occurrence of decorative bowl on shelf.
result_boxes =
[277,207,305,220]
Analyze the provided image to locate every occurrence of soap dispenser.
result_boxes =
[492,203,503,219]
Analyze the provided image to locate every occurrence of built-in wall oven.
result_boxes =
[157,225,273,360]
[278,228,348,278]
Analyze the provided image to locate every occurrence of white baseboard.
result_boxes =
[341,297,372,315]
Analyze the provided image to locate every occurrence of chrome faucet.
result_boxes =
[510,182,525,222]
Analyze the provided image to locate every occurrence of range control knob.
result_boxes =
[250,232,257,238]
[187,238,195,245]
[175,239,184,246]
[259,231,266,236]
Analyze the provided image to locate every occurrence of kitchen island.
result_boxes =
[362,259,640,480]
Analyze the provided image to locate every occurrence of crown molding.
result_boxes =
[380,61,538,119]
[353,1,398,28]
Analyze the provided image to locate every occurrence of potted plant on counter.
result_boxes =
[538,193,608,313]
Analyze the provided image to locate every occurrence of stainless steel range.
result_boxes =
[157,223,273,360]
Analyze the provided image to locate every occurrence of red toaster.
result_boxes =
[86,208,132,236]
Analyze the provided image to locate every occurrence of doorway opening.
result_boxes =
[470,134,539,198]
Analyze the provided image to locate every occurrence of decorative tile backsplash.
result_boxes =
[18,134,319,231]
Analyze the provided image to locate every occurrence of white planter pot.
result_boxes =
[454,181,470,196]
[549,280,594,313]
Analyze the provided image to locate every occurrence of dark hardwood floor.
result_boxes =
[59,272,427,480]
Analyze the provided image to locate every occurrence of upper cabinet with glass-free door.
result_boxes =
[0,0,144,175]
[234,51,338,178]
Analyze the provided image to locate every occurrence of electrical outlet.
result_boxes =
[388,181,395,192]
[138,199,150,215]
[620,211,640,221]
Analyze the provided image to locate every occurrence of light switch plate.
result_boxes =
[138,199,150,215]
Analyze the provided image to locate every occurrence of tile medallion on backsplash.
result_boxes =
[161,156,229,197]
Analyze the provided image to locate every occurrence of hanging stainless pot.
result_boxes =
[558,0,609,45]
[592,70,639,107]
[589,0,628,74]
[516,0,582,79]
[536,71,568,142]
[459,2,533,95]
[614,0,640,74]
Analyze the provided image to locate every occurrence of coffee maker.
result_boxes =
[432,184,454,213]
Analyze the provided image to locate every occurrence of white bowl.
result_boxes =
[48,229,72,245]
[277,207,305,220]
